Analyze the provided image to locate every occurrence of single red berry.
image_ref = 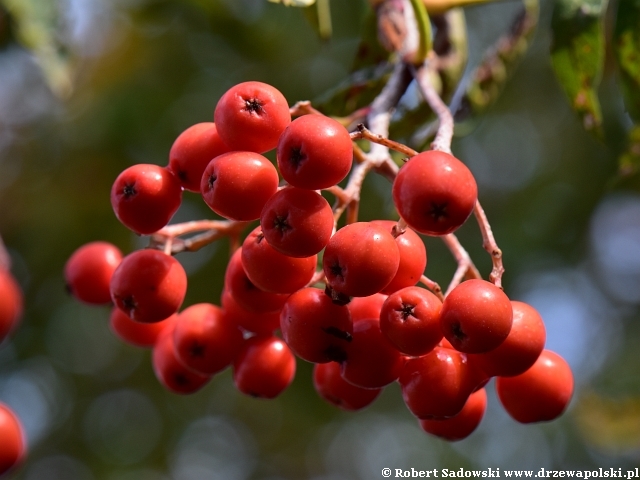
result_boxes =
[111,164,183,235]
[399,346,475,419]
[379,286,443,357]
[347,293,387,323]
[260,187,334,258]
[0,269,22,344]
[224,249,289,314]
[277,114,353,190]
[152,327,211,394]
[440,279,513,354]
[314,362,382,411]
[371,220,427,294]
[64,241,122,305]
[341,317,404,389]
[110,249,187,323]
[233,335,296,399]
[0,403,26,476]
[392,150,477,236]
[201,151,279,221]
[109,307,177,348]
[168,122,231,192]
[280,287,352,363]
[469,301,546,377]
[173,303,244,376]
[496,350,573,423]
[221,289,281,336]
[419,388,487,441]
[214,81,291,153]
[241,227,316,295]
[323,222,400,298]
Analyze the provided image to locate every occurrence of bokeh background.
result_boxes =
[0,0,639,478]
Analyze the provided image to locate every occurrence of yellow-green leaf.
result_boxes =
[613,0,640,122]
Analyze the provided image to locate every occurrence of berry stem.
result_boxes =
[442,233,481,296]
[473,200,504,288]
[289,100,324,117]
[150,220,249,255]
[350,124,419,158]
[419,274,444,301]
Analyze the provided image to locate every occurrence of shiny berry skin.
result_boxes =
[241,227,316,294]
[323,222,400,298]
[201,151,279,221]
[440,279,512,354]
[168,122,231,192]
[221,289,281,335]
[173,303,244,376]
[347,293,387,323]
[392,150,477,236]
[399,346,475,419]
[260,187,334,258]
[341,317,404,389]
[469,301,546,377]
[380,286,443,357]
[371,220,427,294]
[224,249,289,314]
[64,241,123,305]
[214,81,291,153]
[277,114,353,190]
[233,336,296,399]
[419,388,487,441]
[280,287,352,363]
[110,249,187,323]
[109,307,177,348]
[152,327,211,394]
[0,403,25,476]
[496,350,573,424]
[314,362,381,411]
[111,164,183,235]
[0,269,22,344]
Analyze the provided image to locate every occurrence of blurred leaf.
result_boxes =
[301,0,332,41]
[268,0,317,6]
[613,0,640,122]
[609,125,640,190]
[0,0,73,98]
[351,8,392,72]
[408,0,432,65]
[550,0,607,137]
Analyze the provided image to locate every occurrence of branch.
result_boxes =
[441,233,481,296]
[149,220,250,255]
[473,200,504,288]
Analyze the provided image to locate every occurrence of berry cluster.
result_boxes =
[0,258,27,475]
[65,80,574,442]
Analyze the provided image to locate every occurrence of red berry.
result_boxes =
[110,249,187,323]
[260,187,334,258]
[224,249,289,314]
[201,151,279,221]
[347,293,387,323]
[371,220,427,294]
[0,403,25,476]
[323,222,400,298]
[221,289,281,335]
[280,287,352,363]
[392,150,477,236]
[419,388,487,441]
[109,307,177,348]
[399,346,475,419]
[173,303,244,376]
[152,327,211,394]
[496,350,573,423]
[440,279,512,354]
[64,241,122,305]
[380,286,443,357]
[0,269,22,344]
[214,81,291,153]
[341,317,404,389]
[168,122,231,192]
[241,227,316,294]
[469,301,546,377]
[277,114,353,190]
[313,362,381,411]
[111,164,183,235]
[233,335,296,399]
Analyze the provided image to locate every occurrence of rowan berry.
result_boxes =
[64,241,122,305]
[313,362,381,411]
[0,403,25,476]
[109,307,177,348]
[347,293,387,323]
[221,289,281,335]
[0,269,22,344]
[419,388,487,441]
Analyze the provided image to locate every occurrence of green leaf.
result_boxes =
[550,0,608,137]
[613,0,640,122]
[301,0,332,41]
